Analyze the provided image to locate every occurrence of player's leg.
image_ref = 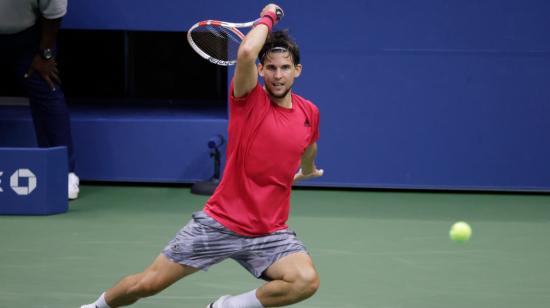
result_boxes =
[208,252,319,308]
[208,229,320,308]
[257,252,320,306]
[109,253,199,306]
[83,254,199,308]
[83,211,235,308]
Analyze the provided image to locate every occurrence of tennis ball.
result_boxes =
[449,221,472,243]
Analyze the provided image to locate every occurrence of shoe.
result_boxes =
[206,295,230,308]
[68,172,80,200]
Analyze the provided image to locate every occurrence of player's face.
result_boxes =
[259,52,302,99]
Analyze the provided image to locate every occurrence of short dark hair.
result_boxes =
[259,30,300,65]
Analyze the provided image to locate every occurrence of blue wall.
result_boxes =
[55,1,550,190]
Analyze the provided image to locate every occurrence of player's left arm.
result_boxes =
[294,142,324,182]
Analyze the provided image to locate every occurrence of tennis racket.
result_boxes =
[187,8,283,66]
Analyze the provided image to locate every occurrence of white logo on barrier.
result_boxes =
[10,169,37,196]
[0,172,3,192]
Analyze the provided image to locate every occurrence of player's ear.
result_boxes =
[258,63,264,77]
[294,64,302,78]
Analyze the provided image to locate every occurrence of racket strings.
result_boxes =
[206,25,226,39]
[218,27,241,44]
[190,25,241,62]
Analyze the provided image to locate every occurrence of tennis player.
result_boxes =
[81,3,322,308]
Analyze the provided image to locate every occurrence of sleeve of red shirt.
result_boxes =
[229,79,262,105]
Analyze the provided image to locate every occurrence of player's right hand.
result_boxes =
[261,4,284,20]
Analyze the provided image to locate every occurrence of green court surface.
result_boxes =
[1,185,549,308]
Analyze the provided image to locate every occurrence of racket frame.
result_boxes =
[187,19,256,66]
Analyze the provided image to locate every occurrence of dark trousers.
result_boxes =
[0,25,76,172]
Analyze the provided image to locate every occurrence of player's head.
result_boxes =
[259,30,300,65]
[258,30,302,99]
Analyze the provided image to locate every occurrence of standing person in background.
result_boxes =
[0,0,79,200]
[80,3,323,308]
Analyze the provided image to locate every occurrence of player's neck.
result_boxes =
[270,93,293,109]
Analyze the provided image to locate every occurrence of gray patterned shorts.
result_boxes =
[162,211,308,278]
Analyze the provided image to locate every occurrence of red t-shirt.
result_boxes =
[204,81,320,236]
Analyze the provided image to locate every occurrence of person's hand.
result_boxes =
[294,167,324,182]
[24,54,61,91]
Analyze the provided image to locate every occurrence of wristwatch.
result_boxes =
[39,48,54,61]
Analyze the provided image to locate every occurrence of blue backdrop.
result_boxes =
[39,1,550,190]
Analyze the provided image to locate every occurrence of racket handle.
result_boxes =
[275,7,284,21]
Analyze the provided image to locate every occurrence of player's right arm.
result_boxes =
[233,4,281,98]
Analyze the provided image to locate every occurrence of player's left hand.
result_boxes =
[294,168,324,182]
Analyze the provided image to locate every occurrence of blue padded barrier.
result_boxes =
[0,146,68,215]
[0,105,228,183]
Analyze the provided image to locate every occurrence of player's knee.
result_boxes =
[294,269,320,298]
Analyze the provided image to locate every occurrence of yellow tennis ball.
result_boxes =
[449,221,472,243]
